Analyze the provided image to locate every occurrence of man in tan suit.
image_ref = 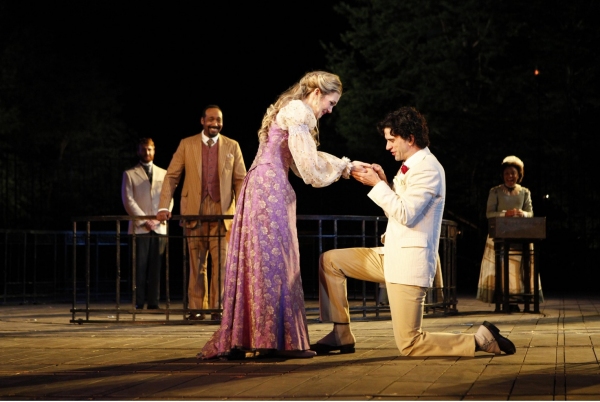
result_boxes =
[122,138,173,309]
[312,107,516,357]
[157,105,246,320]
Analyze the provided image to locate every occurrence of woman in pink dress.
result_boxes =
[199,71,357,359]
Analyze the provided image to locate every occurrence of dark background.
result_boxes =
[44,1,345,168]
[2,0,599,296]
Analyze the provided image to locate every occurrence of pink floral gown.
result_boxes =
[200,100,351,359]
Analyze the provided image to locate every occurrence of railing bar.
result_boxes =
[3,216,458,323]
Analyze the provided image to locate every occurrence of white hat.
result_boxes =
[502,155,524,169]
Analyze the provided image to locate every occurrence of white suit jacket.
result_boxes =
[121,163,173,235]
[368,147,445,288]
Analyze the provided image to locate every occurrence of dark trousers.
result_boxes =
[133,233,167,308]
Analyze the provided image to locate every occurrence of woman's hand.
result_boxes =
[350,160,371,173]
[505,208,525,217]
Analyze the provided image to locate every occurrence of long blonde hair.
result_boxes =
[257,71,343,143]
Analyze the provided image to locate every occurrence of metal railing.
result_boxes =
[1,216,458,323]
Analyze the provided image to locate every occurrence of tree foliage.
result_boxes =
[326,0,599,214]
[0,4,136,229]
[325,0,600,288]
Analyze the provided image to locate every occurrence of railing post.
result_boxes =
[22,232,27,304]
[116,220,121,322]
[85,221,91,321]
[182,220,188,319]
[132,229,137,321]
[165,221,170,320]
[72,222,77,322]
[3,231,8,304]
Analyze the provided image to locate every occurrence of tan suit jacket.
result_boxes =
[158,133,246,230]
[121,163,173,235]
[368,147,445,288]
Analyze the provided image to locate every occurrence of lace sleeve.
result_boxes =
[289,130,352,187]
[276,100,317,131]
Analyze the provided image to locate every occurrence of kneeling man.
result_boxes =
[312,106,516,357]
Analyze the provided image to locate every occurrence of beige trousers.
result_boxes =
[186,196,227,310]
[319,247,475,357]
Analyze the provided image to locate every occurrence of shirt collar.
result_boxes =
[403,147,428,170]
[201,131,219,145]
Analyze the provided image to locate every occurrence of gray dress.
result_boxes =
[476,184,543,303]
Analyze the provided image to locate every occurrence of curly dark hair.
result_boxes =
[376,106,430,149]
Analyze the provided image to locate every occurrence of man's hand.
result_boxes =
[370,164,387,183]
[143,219,162,231]
[156,210,171,222]
[352,167,382,187]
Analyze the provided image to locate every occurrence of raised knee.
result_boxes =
[320,249,341,274]
[319,251,331,272]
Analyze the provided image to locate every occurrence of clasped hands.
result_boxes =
[350,161,387,187]
[143,219,162,231]
[505,209,525,217]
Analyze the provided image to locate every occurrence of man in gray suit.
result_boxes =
[122,138,173,309]
[312,107,516,357]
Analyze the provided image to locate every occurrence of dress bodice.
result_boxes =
[486,184,533,218]
[250,124,293,172]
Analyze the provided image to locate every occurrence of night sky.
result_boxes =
[5,1,371,214]
[18,1,345,167]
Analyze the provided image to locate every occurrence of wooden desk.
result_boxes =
[488,217,546,314]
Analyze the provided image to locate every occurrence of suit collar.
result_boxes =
[404,147,430,169]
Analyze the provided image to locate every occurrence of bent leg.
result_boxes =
[387,283,475,357]
[319,247,384,323]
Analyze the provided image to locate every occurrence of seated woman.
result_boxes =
[476,155,543,309]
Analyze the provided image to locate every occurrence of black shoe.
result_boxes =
[147,305,159,310]
[509,304,520,312]
[310,343,355,355]
[210,313,222,320]
[483,321,516,355]
[187,313,206,321]
[226,348,247,360]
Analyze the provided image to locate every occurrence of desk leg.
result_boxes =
[503,242,510,313]
[533,241,540,313]
[494,241,502,312]
[523,242,531,313]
